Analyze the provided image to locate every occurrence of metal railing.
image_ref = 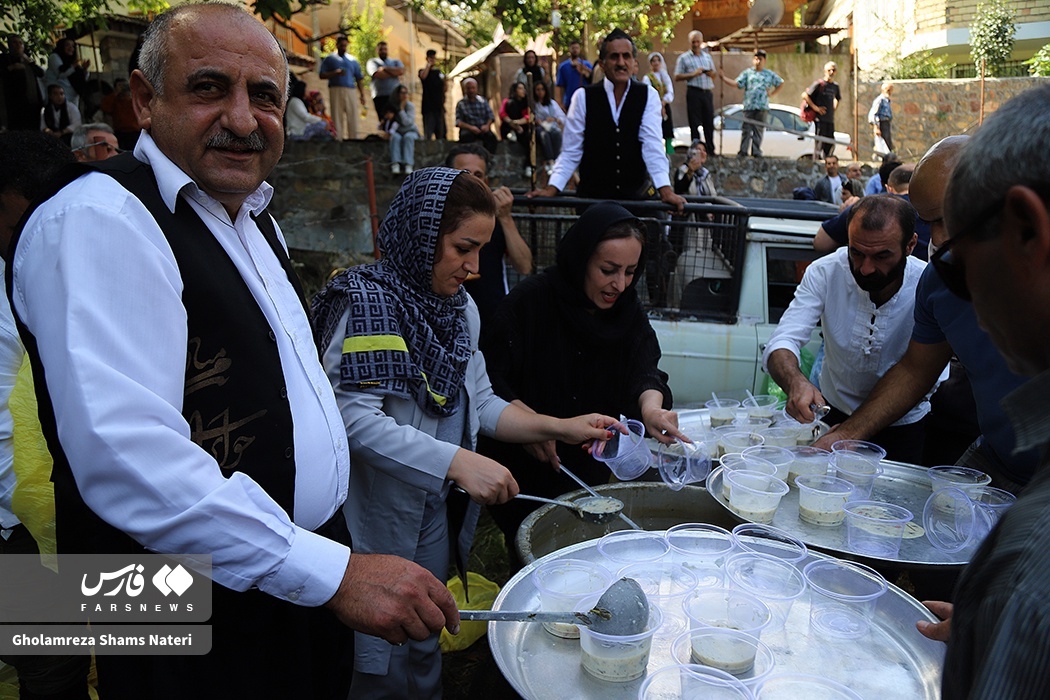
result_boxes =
[509,195,750,323]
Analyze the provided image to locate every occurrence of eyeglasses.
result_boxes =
[929,197,1004,301]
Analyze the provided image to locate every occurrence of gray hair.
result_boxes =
[688,31,703,42]
[138,2,286,96]
[945,84,1050,240]
[71,122,114,151]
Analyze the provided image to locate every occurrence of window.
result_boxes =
[766,246,821,323]
[721,109,743,131]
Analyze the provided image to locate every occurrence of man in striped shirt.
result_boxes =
[674,31,716,156]
[922,83,1050,699]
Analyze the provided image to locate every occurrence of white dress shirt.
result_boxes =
[11,133,351,605]
[549,78,671,192]
[762,248,946,425]
[0,260,25,531]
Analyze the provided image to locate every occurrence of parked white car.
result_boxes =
[673,103,852,159]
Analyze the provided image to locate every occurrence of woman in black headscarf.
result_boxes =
[482,202,687,550]
[311,168,615,698]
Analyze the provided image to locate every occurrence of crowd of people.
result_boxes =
[2,9,1049,700]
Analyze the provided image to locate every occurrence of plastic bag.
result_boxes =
[761,346,815,403]
[439,572,501,653]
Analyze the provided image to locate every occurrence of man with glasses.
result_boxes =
[70,122,120,162]
[763,194,940,463]
[813,137,1038,491]
[802,61,841,160]
[922,83,1050,699]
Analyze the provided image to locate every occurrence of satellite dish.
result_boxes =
[748,0,784,28]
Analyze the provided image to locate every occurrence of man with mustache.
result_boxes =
[764,195,943,462]
[8,4,458,698]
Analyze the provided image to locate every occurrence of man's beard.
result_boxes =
[849,251,907,294]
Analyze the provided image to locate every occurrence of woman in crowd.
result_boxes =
[513,50,546,89]
[385,84,420,175]
[641,51,674,154]
[285,79,332,141]
[305,90,338,138]
[481,202,687,554]
[499,81,533,176]
[311,168,617,698]
[45,38,89,110]
[531,81,565,172]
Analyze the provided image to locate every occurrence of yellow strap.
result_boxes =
[342,335,448,406]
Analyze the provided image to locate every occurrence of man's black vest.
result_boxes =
[8,153,307,555]
[578,80,649,199]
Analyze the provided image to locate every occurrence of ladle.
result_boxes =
[514,493,625,525]
[558,462,644,531]
[459,578,649,633]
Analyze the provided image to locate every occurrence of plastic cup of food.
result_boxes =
[830,452,883,499]
[640,663,756,700]
[731,523,808,564]
[756,673,861,699]
[795,475,855,526]
[843,501,913,558]
[722,430,765,456]
[742,394,779,421]
[591,418,652,480]
[720,455,777,501]
[531,558,613,639]
[741,445,794,483]
[681,587,773,640]
[669,628,775,685]
[706,398,742,428]
[619,562,699,638]
[756,427,797,448]
[726,471,789,524]
[724,552,807,632]
[657,438,712,491]
[577,605,662,683]
[785,445,832,486]
[830,439,887,467]
[927,466,992,497]
[665,523,736,588]
[802,559,887,639]
[597,529,670,565]
[732,416,774,431]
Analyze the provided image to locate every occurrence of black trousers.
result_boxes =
[878,119,894,153]
[815,120,836,157]
[687,87,715,155]
[92,512,355,700]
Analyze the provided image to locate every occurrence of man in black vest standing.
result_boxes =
[529,29,684,210]
[8,5,458,699]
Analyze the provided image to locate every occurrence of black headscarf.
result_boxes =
[548,201,647,341]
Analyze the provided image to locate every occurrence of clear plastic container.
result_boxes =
[681,587,773,639]
[830,452,884,499]
[741,445,794,483]
[795,474,855,526]
[639,663,757,699]
[785,445,832,486]
[597,529,670,565]
[592,418,652,480]
[657,438,712,491]
[665,523,737,588]
[927,465,992,497]
[724,552,807,632]
[742,394,779,421]
[531,558,613,639]
[802,559,887,639]
[732,523,808,564]
[756,673,861,699]
[618,562,698,638]
[577,605,662,682]
[720,455,777,501]
[843,500,913,557]
[706,398,742,428]
[670,628,775,686]
[726,471,789,524]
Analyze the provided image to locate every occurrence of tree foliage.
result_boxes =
[0,0,113,59]
[970,0,1016,77]
[887,49,955,80]
[412,0,693,52]
[1024,43,1050,77]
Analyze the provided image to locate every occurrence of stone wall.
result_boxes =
[271,138,868,267]
[854,77,1048,160]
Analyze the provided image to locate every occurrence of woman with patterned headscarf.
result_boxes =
[641,51,675,154]
[311,168,616,698]
[481,202,687,559]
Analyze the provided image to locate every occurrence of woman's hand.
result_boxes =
[641,407,688,445]
[521,440,560,471]
[447,449,519,505]
[556,413,622,447]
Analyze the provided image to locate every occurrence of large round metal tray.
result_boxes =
[488,538,945,699]
[707,462,969,568]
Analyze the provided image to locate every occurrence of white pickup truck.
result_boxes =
[652,202,832,405]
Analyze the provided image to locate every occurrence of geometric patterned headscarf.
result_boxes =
[311,167,471,417]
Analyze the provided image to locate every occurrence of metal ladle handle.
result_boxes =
[558,462,643,531]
